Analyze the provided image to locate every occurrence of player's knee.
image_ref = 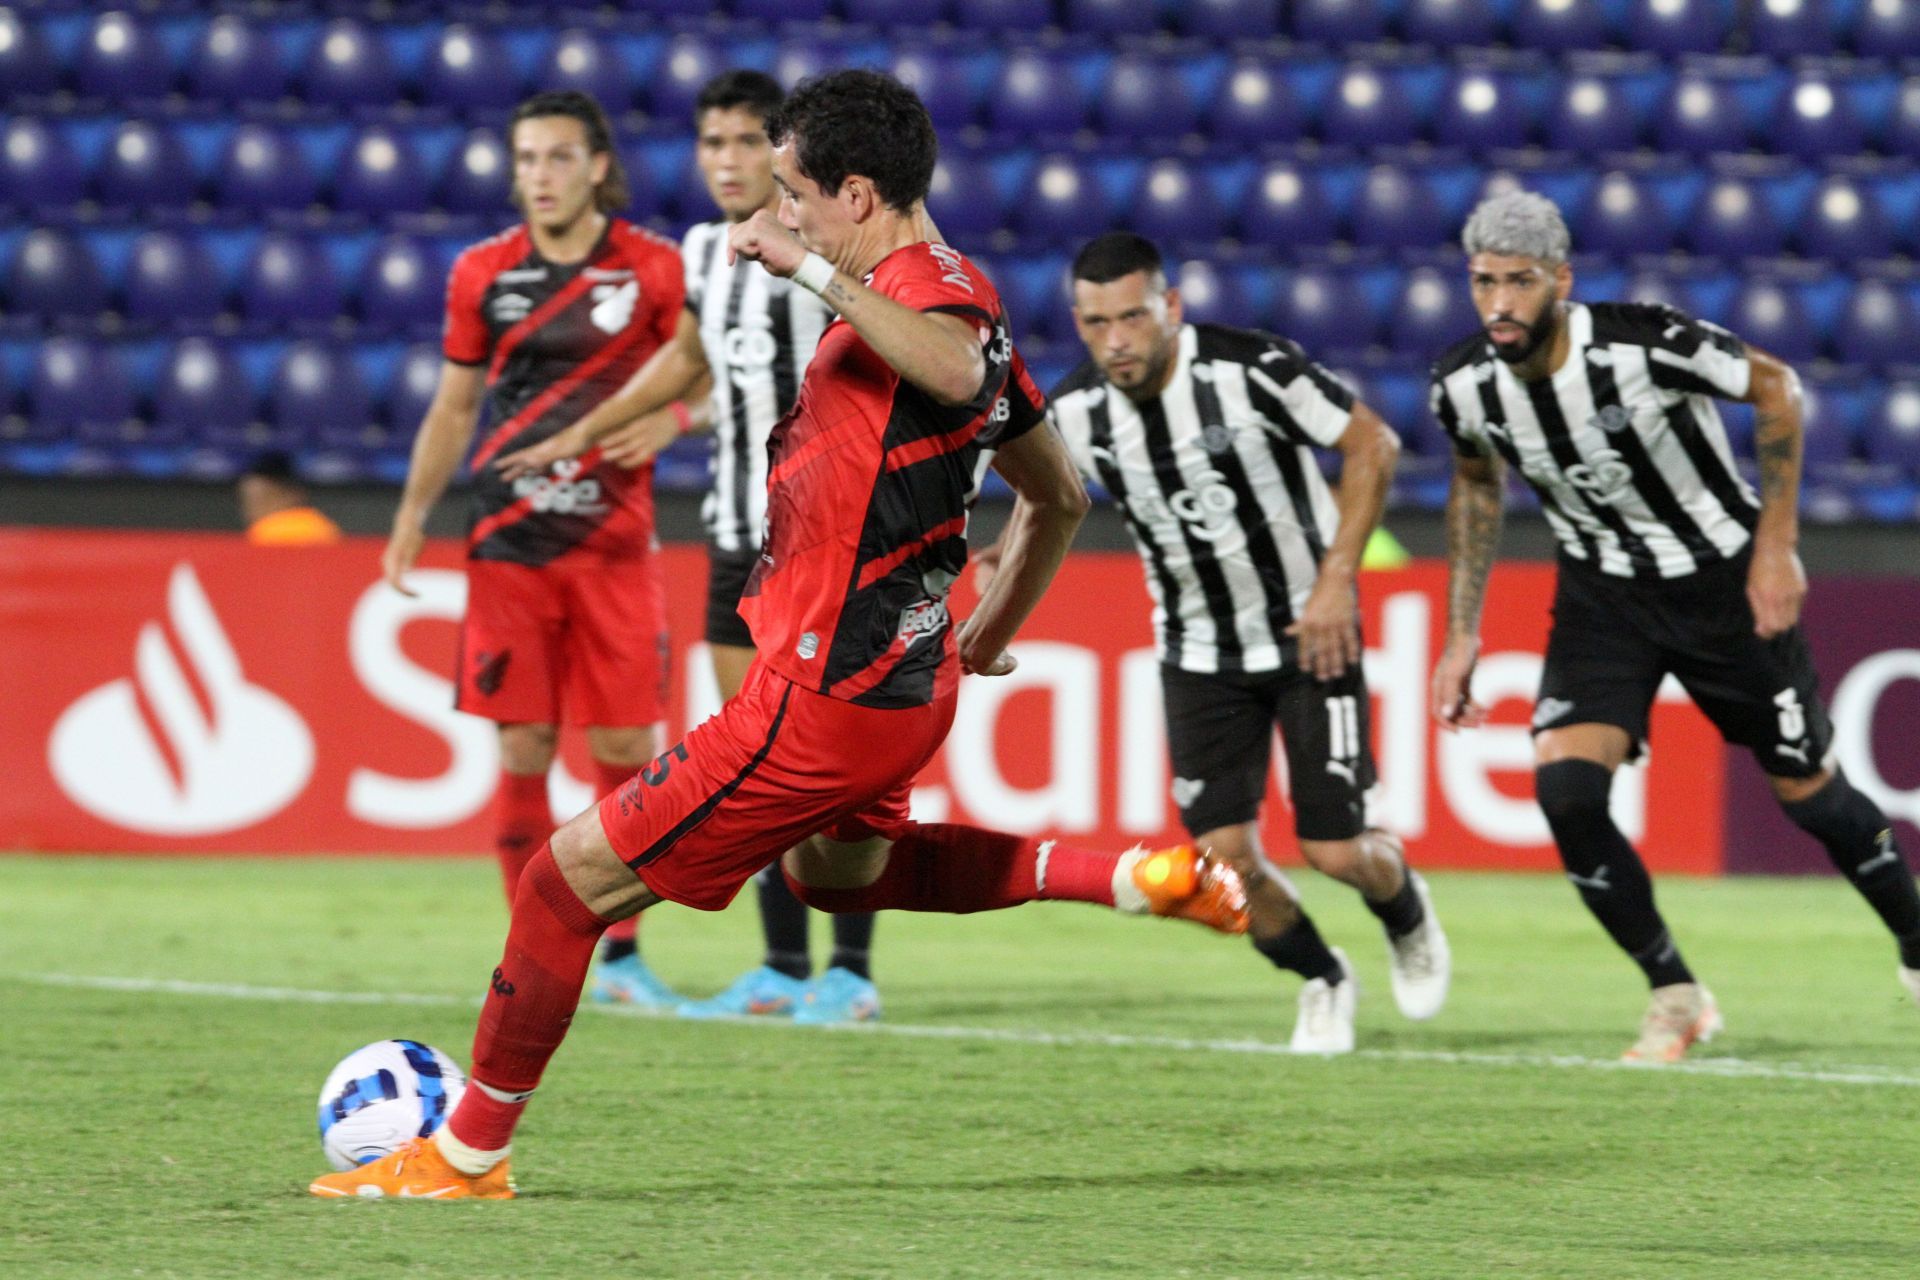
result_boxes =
[1298,837,1360,881]
[1535,758,1617,846]
[498,723,558,773]
[586,725,654,769]
[549,808,647,917]
[1780,771,1894,857]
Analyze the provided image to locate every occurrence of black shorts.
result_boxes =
[1535,552,1831,778]
[1161,660,1375,842]
[704,545,760,650]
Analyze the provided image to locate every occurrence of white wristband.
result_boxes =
[791,252,835,297]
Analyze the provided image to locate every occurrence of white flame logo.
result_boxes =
[49,563,314,835]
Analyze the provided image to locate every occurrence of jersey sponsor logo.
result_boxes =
[897,598,951,645]
[723,324,778,370]
[509,458,607,517]
[1127,469,1241,542]
[490,293,533,324]
[495,268,548,284]
[589,281,638,334]
[48,562,315,835]
[1562,448,1635,506]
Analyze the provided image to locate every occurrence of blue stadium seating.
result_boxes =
[1546,73,1644,155]
[988,52,1085,139]
[1863,383,1920,470]
[1835,279,1919,369]
[215,125,320,216]
[1772,76,1867,163]
[1726,278,1819,362]
[1435,70,1537,153]
[1350,168,1447,251]
[847,0,952,23]
[1320,67,1423,150]
[419,26,523,115]
[124,232,225,330]
[1576,171,1673,258]
[1065,0,1162,37]
[93,122,198,214]
[1179,0,1282,41]
[384,343,445,435]
[0,7,59,96]
[1511,0,1617,53]
[334,127,432,219]
[186,15,290,105]
[153,339,258,450]
[74,12,173,104]
[5,229,107,327]
[1208,60,1308,148]
[953,0,1055,32]
[1,119,86,212]
[240,234,342,332]
[1684,176,1785,259]
[1131,160,1226,251]
[1012,156,1109,245]
[1794,178,1893,263]
[28,339,134,437]
[1750,0,1836,58]
[299,20,400,112]
[1099,56,1200,143]
[272,342,373,444]
[1402,0,1504,46]
[1624,0,1732,56]
[893,49,978,132]
[1239,162,1339,248]
[1655,73,1752,155]
[1854,0,1920,58]
[1175,259,1256,330]
[1293,0,1394,43]
[357,238,444,336]
[1277,266,1376,358]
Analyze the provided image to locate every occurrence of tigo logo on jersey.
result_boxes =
[48,563,314,835]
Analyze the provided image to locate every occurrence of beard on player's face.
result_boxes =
[1485,300,1559,365]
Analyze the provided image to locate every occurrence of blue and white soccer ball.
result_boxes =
[316,1039,466,1171]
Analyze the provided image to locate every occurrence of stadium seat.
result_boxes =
[439,130,512,216]
[1575,171,1673,258]
[1275,266,1377,356]
[1064,0,1162,36]
[27,339,135,436]
[541,31,631,114]
[1882,78,1920,160]
[1,119,86,211]
[1178,0,1282,40]
[892,49,978,132]
[1683,177,1785,259]
[152,338,258,447]
[1771,77,1867,163]
[333,128,431,219]
[1292,0,1393,43]
[0,7,63,96]
[123,232,225,329]
[1862,382,1920,470]
[925,154,1004,241]
[1725,278,1818,362]
[1349,167,1446,250]
[1099,56,1199,142]
[74,11,174,102]
[299,20,400,111]
[1654,75,1751,155]
[1854,0,1920,59]
[1835,279,1918,369]
[272,342,373,442]
[1011,156,1108,244]
[215,125,319,215]
[1402,0,1504,45]
[735,0,834,21]
[1319,67,1421,150]
[1792,178,1893,262]
[1389,267,1479,362]
[1208,60,1307,148]
[1130,160,1226,249]
[356,238,442,336]
[1238,162,1339,248]
[650,35,726,122]
[1798,377,1861,469]
[240,234,342,331]
[1435,71,1534,153]
[1546,75,1643,155]
[93,122,198,213]
[1510,0,1615,52]
[185,15,288,104]
[952,0,1055,32]
[1623,0,1730,55]
[383,343,443,433]
[4,229,107,325]
[1748,0,1836,58]
[419,26,522,114]
[988,53,1085,138]
[846,0,952,23]
[1174,259,1255,329]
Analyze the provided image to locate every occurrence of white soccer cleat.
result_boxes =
[1900,965,1920,1010]
[1290,948,1357,1055]
[1622,983,1723,1064]
[1385,870,1451,1022]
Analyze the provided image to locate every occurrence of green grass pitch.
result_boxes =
[4,856,1917,1279]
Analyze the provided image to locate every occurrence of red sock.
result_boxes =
[592,762,640,945]
[447,843,608,1154]
[782,824,1120,913]
[493,771,552,902]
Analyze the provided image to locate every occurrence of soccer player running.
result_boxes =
[313,71,1253,1201]
[1430,191,1920,1063]
[497,71,881,1025]
[380,91,689,1008]
[1045,233,1450,1053]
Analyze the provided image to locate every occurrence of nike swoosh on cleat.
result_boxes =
[396,1186,457,1198]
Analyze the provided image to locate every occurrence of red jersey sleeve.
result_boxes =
[441,247,491,367]
[884,243,995,328]
[991,345,1047,447]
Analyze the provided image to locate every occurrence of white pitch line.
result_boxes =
[25,971,1920,1090]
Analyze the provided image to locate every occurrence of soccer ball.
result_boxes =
[316,1039,466,1171]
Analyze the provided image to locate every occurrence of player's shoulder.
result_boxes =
[1047,357,1107,407]
[879,240,992,297]
[1584,299,1705,349]
[1432,330,1492,381]
[678,218,725,257]
[1192,323,1335,375]
[450,223,530,278]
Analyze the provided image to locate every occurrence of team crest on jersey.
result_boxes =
[1200,423,1236,455]
[1589,404,1634,436]
[490,293,533,324]
[590,281,638,333]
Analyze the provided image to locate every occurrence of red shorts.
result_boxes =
[599,661,956,911]
[456,556,667,727]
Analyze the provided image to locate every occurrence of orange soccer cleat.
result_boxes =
[308,1138,516,1201]
[1130,845,1249,935]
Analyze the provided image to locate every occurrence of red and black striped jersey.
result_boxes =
[442,218,684,565]
[737,241,1045,709]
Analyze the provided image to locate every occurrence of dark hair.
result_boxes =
[508,90,630,214]
[242,450,300,484]
[1071,232,1165,286]
[696,69,784,125]
[766,70,937,210]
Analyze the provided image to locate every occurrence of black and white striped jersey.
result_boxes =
[1430,302,1760,580]
[1049,323,1357,675]
[681,219,833,553]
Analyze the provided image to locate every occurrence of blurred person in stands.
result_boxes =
[381,91,693,1008]
[240,451,342,546]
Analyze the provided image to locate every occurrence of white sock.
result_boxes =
[1111,848,1149,915]
[434,1122,510,1176]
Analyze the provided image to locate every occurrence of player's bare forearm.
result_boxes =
[815,272,987,406]
[960,426,1091,672]
[1320,404,1399,581]
[1745,348,1804,551]
[1443,452,1506,645]
[576,313,710,446]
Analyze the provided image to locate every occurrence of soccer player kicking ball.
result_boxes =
[382,92,688,1008]
[1430,191,1920,1064]
[312,71,1248,1201]
[1043,233,1450,1054]
[498,71,881,1026]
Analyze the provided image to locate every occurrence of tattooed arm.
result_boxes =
[1741,347,1807,639]
[1431,450,1506,729]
